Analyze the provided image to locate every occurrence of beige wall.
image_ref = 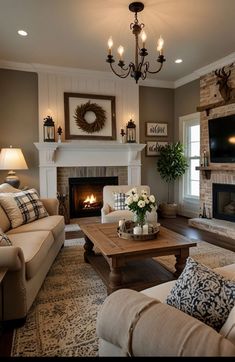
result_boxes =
[139,86,174,203]
[139,81,200,204]
[174,79,200,140]
[0,69,39,191]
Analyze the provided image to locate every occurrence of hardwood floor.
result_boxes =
[72,214,235,252]
[1,214,234,357]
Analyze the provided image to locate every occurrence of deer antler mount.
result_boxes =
[214,64,235,102]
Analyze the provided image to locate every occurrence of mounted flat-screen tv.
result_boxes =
[208,114,235,163]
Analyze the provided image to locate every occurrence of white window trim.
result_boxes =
[176,112,200,218]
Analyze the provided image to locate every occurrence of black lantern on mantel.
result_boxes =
[126,119,136,143]
[43,116,55,142]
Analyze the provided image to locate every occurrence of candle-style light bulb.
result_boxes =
[108,37,113,55]
[117,45,124,60]
[157,36,164,55]
[141,30,147,48]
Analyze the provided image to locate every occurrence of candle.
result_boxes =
[119,219,124,227]
[133,225,142,235]
[141,30,147,48]
[157,36,164,55]
[117,45,124,60]
[143,224,148,235]
[108,37,113,55]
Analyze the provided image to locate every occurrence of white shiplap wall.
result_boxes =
[37,69,139,143]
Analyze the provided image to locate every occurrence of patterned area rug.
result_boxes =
[11,227,235,357]
[11,237,107,357]
[155,240,235,274]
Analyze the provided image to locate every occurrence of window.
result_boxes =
[184,120,200,199]
[178,113,200,217]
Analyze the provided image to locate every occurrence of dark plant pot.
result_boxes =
[159,202,177,218]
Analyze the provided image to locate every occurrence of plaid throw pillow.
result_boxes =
[113,192,128,210]
[0,189,48,229]
[0,230,12,246]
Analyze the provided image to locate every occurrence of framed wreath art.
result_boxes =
[64,93,116,140]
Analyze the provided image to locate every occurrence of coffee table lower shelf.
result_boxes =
[85,252,176,294]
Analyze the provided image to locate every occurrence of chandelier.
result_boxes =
[106,2,166,83]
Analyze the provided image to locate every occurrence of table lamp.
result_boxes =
[0,146,28,188]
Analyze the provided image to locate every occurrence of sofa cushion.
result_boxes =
[9,230,54,279]
[166,257,235,332]
[0,188,48,228]
[0,205,11,233]
[7,215,64,240]
[0,183,20,193]
[214,264,235,281]
[0,183,20,232]
[141,280,176,302]
[220,306,235,344]
[0,230,12,246]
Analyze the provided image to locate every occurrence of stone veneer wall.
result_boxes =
[200,64,235,215]
[57,166,128,218]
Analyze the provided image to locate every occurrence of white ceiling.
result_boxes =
[0,0,235,82]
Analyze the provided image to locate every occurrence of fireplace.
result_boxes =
[213,183,235,222]
[69,176,118,218]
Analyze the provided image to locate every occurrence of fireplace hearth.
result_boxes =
[213,183,235,222]
[69,176,118,218]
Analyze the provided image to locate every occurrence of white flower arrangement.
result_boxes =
[125,188,157,226]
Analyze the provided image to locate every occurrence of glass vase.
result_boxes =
[134,211,147,228]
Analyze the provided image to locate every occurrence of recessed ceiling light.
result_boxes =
[175,59,183,64]
[18,30,28,37]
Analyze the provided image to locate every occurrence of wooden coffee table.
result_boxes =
[80,223,197,294]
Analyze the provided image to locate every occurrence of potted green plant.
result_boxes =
[157,141,188,218]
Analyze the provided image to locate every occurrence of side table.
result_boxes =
[0,268,8,334]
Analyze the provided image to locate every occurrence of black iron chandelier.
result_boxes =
[106,2,166,84]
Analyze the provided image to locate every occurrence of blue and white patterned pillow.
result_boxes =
[166,257,235,331]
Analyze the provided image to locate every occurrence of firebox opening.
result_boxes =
[213,183,235,222]
[69,176,118,218]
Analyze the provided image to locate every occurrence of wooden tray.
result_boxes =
[117,221,160,241]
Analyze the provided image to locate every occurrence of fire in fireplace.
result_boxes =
[213,183,235,222]
[69,176,118,218]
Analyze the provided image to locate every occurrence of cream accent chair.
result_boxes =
[101,185,157,224]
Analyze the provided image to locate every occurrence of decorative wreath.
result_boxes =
[74,101,106,134]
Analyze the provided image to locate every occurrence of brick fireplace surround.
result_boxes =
[189,64,235,236]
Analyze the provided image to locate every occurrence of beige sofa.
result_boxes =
[96,263,235,356]
[0,183,65,323]
[101,185,158,224]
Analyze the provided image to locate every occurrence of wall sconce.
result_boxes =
[0,146,28,188]
[43,116,55,142]
[126,119,136,143]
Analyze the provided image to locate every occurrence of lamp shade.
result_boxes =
[0,147,28,170]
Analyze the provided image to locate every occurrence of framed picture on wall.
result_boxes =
[146,122,168,137]
[146,141,168,157]
[64,92,116,140]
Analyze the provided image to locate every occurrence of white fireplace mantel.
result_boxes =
[34,142,146,198]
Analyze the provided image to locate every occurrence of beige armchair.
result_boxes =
[101,185,157,224]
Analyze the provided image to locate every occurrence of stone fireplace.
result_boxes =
[199,64,235,219]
